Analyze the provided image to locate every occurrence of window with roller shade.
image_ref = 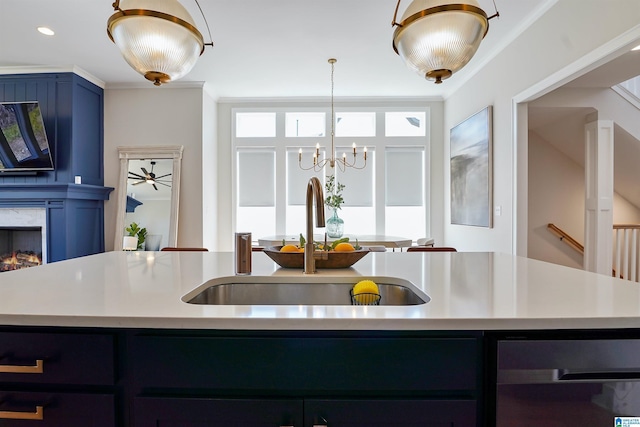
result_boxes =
[232,106,430,241]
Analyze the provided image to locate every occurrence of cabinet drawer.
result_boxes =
[134,397,303,427]
[0,332,114,385]
[0,391,114,427]
[132,334,479,392]
[305,399,476,426]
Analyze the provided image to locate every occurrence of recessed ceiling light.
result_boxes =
[37,27,55,36]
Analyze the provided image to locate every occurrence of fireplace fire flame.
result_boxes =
[0,251,42,272]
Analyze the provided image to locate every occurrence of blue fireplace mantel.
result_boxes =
[0,72,111,262]
[0,184,112,202]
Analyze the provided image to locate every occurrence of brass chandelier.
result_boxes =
[107,0,213,86]
[298,59,367,172]
[392,0,499,84]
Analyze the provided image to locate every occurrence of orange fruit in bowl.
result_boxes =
[280,244,300,252]
[333,242,355,252]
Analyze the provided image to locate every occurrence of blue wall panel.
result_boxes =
[72,77,104,186]
[72,206,103,258]
[47,201,66,263]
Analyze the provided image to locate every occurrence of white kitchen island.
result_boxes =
[1,250,639,426]
[0,250,638,330]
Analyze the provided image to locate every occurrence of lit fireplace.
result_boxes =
[0,226,43,272]
[0,251,42,272]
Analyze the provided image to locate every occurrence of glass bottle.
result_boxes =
[326,208,344,238]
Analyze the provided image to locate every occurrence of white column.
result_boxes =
[584,120,614,275]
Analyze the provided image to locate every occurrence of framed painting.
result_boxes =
[450,106,493,228]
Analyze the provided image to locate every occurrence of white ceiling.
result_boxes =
[0,0,551,99]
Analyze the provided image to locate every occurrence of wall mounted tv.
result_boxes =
[0,101,54,172]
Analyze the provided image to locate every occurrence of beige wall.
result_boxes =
[202,88,218,251]
[444,0,640,254]
[528,131,584,269]
[528,131,640,270]
[104,86,205,251]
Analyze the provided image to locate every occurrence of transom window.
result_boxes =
[232,105,430,243]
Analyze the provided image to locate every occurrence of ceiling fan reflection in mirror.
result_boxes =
[128,161,171,191]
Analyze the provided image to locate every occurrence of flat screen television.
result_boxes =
[0,101,54,172]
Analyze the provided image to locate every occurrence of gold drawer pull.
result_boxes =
[0,359,44,374]
[0,405,44,420]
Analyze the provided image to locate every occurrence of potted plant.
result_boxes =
[124,222,147,250]
[324,174,345,238]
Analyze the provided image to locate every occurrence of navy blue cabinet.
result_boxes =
[0,326,483,426]
[0,329,116,426]
[130,330,482,426]
[0,73,112,261]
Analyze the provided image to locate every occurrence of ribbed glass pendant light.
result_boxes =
[107,0,205,86]
[392,0,498,84]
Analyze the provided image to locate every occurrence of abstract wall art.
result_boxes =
[450,106,493,228]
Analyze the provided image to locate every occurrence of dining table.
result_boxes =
[257,234,429,251]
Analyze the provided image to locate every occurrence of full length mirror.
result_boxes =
[114,146,183,251]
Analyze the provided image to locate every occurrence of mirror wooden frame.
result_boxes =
[114,145,184,251]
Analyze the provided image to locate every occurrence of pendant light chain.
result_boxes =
[330,58,336,160]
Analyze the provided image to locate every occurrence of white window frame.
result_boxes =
[231,104,431,240]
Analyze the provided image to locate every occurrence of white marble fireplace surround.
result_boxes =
[0,208,47,264]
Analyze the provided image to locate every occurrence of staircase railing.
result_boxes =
[547,223,584,254]
[613,225,640,282]
[547,223,640,281]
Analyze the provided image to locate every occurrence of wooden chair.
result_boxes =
[160,247,208,251]
[406,246,457,252]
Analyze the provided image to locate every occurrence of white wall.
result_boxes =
[528,130,640,270]
[202,89,218,251]
[104,86,205,251]
[528,131,585,269]
[444,0,640,254]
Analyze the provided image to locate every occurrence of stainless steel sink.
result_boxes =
[182,276,429,306]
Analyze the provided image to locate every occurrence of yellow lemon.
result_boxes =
[352,280,379,304]
[280,244,300,252]
[334,242,355,252]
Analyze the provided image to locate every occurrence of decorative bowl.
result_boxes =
[262,246,369,269]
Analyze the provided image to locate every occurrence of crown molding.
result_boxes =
[0,65,105,88]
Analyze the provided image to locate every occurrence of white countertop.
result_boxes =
[1,251,639,331]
